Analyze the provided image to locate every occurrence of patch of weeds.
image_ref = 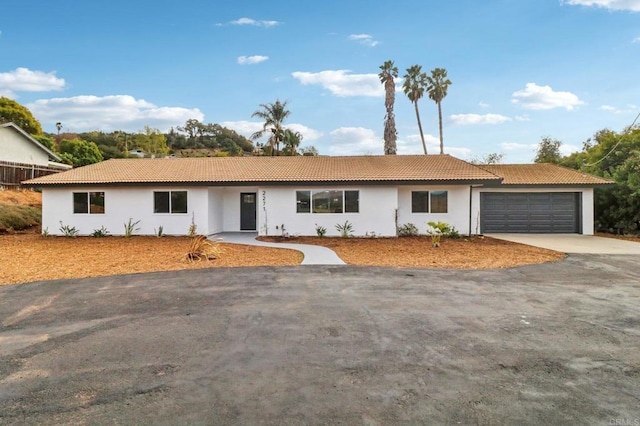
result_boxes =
[124,218,141,238]
[397,223,419,237]
[91,226,109,237]
[335,220,354,238]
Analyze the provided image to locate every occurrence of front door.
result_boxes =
[240,192,257,231]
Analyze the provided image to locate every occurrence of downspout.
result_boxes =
[468,185,473,236]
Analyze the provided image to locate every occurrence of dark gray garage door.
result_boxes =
[481,192,581,233]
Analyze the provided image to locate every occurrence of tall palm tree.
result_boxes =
[403,65,429,154]
[282,129,303,156]
[378,60,398,155]
[426,68,452,155]
[251,100,291,156]
[55,122,62,135]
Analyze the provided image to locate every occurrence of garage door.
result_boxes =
[481,192,581,233]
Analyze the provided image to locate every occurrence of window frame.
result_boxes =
[410,190,448,214]
[295,189,360,214]
[153,190,188,214]
[73,191,105,214]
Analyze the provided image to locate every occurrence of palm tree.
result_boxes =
[282,129,303,156]
[378,60,398,155]
[403,65,430,154]
[55,122,62,135]
[251,100,291,156]
[426,68,452,155]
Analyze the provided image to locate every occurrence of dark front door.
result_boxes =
[240,192,257,231]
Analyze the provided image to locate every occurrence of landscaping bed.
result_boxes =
[259,235,565,269]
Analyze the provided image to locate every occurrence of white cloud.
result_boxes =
[328,127,381,155]
[0,67,65,98]
[599,104,637,114]
[560,144,581,156]
[237,55,269,65]
[292,70,382,97]
[228,17,280,27]
[512,82,584,110]
[348,34,379,47]
[501,142,537,151]
[562,0,640,12]
[479,101,490,108]
[220,120,322,142]
[397,133,471,157]
[515,114,531,122]
[27,95,203,132]
[449,113,512,126]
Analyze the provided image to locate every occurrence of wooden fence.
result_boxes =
[0,160,69,189]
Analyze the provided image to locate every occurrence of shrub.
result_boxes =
[124,218,140,238]
[185,236,224,262]
[315,223,327,237]
[91,226,109,237]
[426,221,460,238]
[397,223,419,237]
[42,227,49,237]
[0,203,41,232]
[155,225,164,237]
[59,221,79,238]
[335,220,354,238]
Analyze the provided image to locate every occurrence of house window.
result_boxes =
[430,191,448,213]
[297,190,360,214]
[411,190,448,213]
[296,191,311,213]
[73,192,105,214]
[154,191,188,214]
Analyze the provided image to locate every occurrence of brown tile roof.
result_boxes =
[24,155,501,186]
[481,163,612,185]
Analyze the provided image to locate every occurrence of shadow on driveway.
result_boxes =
[1,255,639,424]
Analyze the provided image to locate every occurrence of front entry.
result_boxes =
[240,192,257,231]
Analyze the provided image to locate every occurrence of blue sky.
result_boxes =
[1,0,638,162]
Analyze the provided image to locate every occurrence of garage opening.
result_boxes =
[481,192,581,233]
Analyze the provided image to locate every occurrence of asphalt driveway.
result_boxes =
[1,256,639,425]
[488,233,640,254]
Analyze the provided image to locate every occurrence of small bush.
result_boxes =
[335,220,354,238]
[397,223,419,237]
[91,226,109,237]
[155,225,164,237]
[426,221,460,238]
[185,236,224,262]
[42,227,49,237]
[59,222,79,238]
[124,218,140,238]
[0,203,41,232]
[315,223,327,237]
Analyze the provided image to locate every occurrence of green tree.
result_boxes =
[534,136,563,163]
[471,152,504,165]
[133,126,169,157]
[33,134,56,151]
[378,60,398,155]
[282,129,303,156]
[426,68,452,155]
[251,100,290,156]
[299,145,319,156]
[0,97,43,136]
[403,65,429,154]
[59,138,103,167]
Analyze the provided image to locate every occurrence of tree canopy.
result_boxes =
[0,97,43,136]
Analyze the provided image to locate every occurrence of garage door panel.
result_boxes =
[481,192,580,233]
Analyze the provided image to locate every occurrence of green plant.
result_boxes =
[185,236,224,262]
[335,220,354,238]
[59,221,79,238]
[397,223,419,236]
[0,203,41,232]
[124,218,140,238]
[188,213,197,237]
[315,224,327,237]
[91,226,109,237]
[41,227,49,237]
[426,221,460,239]
[155,225,164,237]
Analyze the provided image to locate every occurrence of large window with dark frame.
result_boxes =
[73,192,105,214]
[296,190,359,214]
[411,190,448,213]
[154,191,188,214]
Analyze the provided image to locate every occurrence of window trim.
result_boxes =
[295,189,359,214]
[153,190,188,214]
[73,191,105,214]
[410,190,448,214]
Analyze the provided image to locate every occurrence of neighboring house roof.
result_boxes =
[24,155,502,186]
[0,122,62,162]
[481,163,612,185]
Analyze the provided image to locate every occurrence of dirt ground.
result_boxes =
[0,189,41,208]
[260,235,565,269]
[596,231,640,242]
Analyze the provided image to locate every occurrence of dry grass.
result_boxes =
[0,234,303,285]
[596,232,640,243]
[0,189,42,208]
[259,236,565,269]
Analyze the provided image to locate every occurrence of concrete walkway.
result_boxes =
[487,233,640,254]
[211,232,346,265]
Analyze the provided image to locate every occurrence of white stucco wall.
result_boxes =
[471,187,595,235]
[257,186,399,237]
[0,127,50,166]
[42,186,209,236]
[208,188,224,234]
[397,185,472,235]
